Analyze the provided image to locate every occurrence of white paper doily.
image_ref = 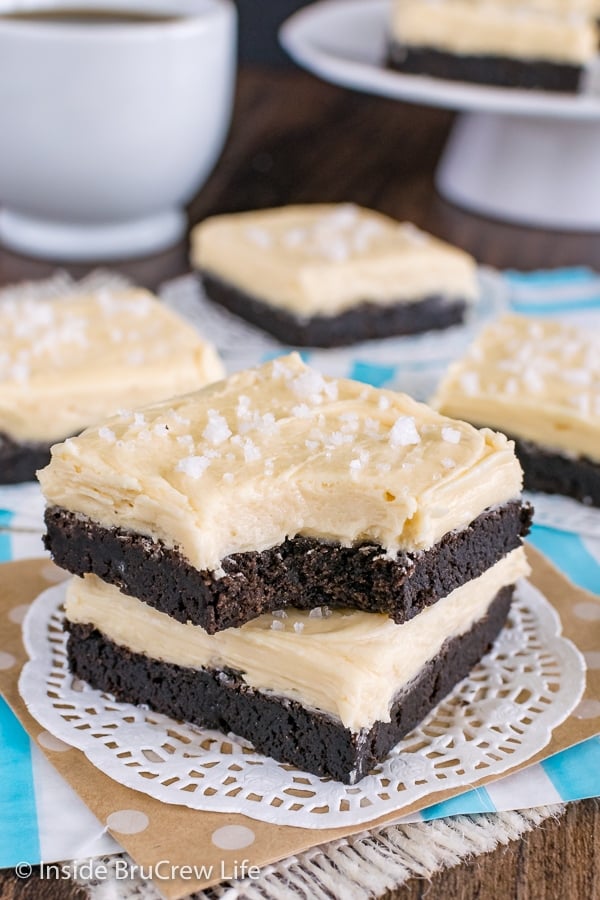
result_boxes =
[19,579,585,829]
[525,492,600,538]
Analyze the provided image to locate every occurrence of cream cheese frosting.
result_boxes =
[432,315,600,462]
[191,205,478,317]
[65,548,529,732]
[39,354,524,572]
[0,289,225,443]
[391,0,598,64]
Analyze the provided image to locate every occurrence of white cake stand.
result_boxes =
[280,0,600,230]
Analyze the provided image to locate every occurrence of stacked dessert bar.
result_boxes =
[191,204,478,346]
[0,288,224,483]
[389,0,599,92]
[433,314,600,506]
[40,354,532,783]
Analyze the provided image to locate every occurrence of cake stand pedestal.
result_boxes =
[437,113,600,230]
[281,0,600,232]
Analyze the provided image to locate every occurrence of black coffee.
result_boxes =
[0,8,180,25]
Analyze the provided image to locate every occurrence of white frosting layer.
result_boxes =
[39,354,524,572]
[432,315,600,463]
[191,205,478,317]
[391,0,598,64]
[0,289,225,443]
[65,549,529,732]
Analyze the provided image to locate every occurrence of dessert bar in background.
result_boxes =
[190,204,478,346]
[40,354,531,781]
[433,314,600,506]
[388,0,599,93]
[0,289,224,484]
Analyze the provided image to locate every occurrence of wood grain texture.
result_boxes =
[385,798,600,900]
[0,65,599,898]
[1,67,599,291]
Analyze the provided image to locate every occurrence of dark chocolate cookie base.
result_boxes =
[201,272,467,348]
[0,431,55,484]
[67,584,513,783]
[45,500,531,633]
[512,437,600,508]
[388,43,583,94]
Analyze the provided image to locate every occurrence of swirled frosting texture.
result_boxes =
[0,289,224,442]
[191,204,478,317]
[433,314,600,462]
[65,549,529,731]
[40,354,523,572]
[391,0,598,64]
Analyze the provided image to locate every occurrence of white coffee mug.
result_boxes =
[0,0,237,260]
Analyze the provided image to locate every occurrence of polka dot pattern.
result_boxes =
[573,602,600,622]
[212,825,256,850]
[38,731,72,752]
[106,810,149,835]
[41,563,70,584]
[583,651,600,670]
[573,700,600,720]
[0,652,16,670]
[8,604,30,625]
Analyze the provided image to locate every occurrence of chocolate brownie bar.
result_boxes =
[388,0,597,93]
[40,354,528,630]
[388,44,583,93]
[201,273,466,348]
[190,205,478,347]
[0,431,55,486]
[64,554,524,782]
[0,288,224,483]
[511,438,600,507]
[433,315,600,507]
[45,499,531,633]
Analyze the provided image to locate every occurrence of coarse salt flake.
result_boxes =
[459,372,479,396]
[292,404,313,418]
[442,427,461,444]
[98,427,115,443]
[203,410,231,445]
[10,362,29,383]
[169,411,191,426]
[389,416,420,447]
[245,227,272,249]
[242,438,261,463]
[176,455,211,479]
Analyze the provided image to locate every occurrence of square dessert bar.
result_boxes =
[433,314,600,506]
[0,288,224,483]
[41,353,532,633]
[190,204,478,347]
[42,354,532,781]
[388,0,598,92]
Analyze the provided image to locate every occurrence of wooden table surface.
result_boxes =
[1,67,599,900]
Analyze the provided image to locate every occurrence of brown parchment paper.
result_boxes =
[0,545,598,899]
